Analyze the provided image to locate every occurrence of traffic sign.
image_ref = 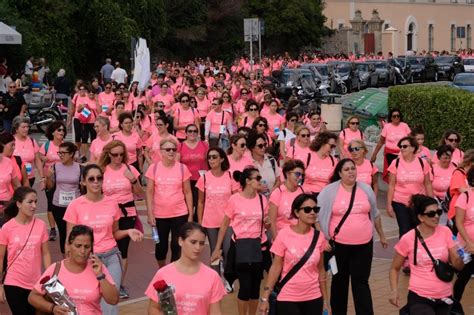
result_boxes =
[244,18,259,42]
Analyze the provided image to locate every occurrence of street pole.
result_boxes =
[250,26,253,72]
[258,24,262,64]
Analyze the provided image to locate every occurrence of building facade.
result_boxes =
[323,0,474,56]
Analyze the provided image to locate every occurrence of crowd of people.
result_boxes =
[0,55,471,315]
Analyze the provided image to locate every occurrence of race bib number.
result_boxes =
[59,191,76,206]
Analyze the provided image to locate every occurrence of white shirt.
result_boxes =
[111,67,128,84]
[25,60,33,75]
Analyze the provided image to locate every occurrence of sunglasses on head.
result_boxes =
[422,209,443,218]
[447,138,460,143]
[256,143,267,149]
[87,176,103,183]
[299,206,320,214]
[109,152,124,157]
[348,146,362,153]
[162,147,177,152]
[398,144,411,149]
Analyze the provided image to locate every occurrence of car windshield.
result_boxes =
[311,66,328,76]
[464,59,474,65]
[408,58,425,65]
[281,72,314,85]
[454,75,474,86]
[335,64,351,73]
[371,62,386,69]
[356,64,369,71]
[435,56,454,63]
[394,59,406,66]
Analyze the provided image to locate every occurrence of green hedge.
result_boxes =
[388,85,474,151]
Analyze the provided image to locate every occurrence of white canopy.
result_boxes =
[0,22,22,44]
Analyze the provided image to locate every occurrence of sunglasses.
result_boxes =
[237,143,246,148]
[57,151,70,156]
[391,114,400,118]
[181,99,189,103]
[250,175,262,182]
[422,209,443,218]
[162,147,177,152]
[289,119,297,122]
[257,123,266,127]
[447,138,460,143]
[87,176,103,183]
[330,144,337,149]
[299,206,320,214]
[208,154,220,160]
[241,92,248,95]
[348,146,362,153]
[187,129,198,133]
[56,128,65,132]
[8,86,16,89]
[109,152,124,157]
[249,108,258,112]
[256,143,267,149]
[398,144,411,149]
[349,121,360,125]
[299,134,310,138]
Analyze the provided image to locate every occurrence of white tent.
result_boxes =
[0,22,21,44]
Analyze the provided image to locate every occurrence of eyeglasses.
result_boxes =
[290,171,303,178]
[299,206,320,214]
[8,86,16,89]
[208,154,220,160]
[398,144,411,149]
[289,119,297,123]
[250,175,262,182]
[181,99,189,103]
[299,133,310,138]
[422,209,443,218]
[241,92,248,95]
[187,129,198,134]
[257,123,266,127]
[57,151,70,156]
[391,114,400,118]
[87,176,103,183]
[349,121,360,125]
[447,138,460,143]
[249,108,258,112]
[109,152,124,157]
[56,128,65,132]
[161,147,177,152]
[348,146,362,153]
[238,143,246,148]
[256,143,267,149]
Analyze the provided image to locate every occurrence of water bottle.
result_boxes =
[323,309,329,315]
[152,226,160,244]
[452,235,472,264]
[274,127,280,135]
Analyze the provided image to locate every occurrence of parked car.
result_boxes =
[301,63,329,82]
[390,57,413,84]
[434,55,464,81]
[463,58,474,73]
[272,68,316,101]
[355,62,379,88]
[328,61,360,92]
[452,73,474,92]
[407,56,439,82]
[366,59,396,86]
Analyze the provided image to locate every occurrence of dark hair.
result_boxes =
[4,187,37,222]
[388,108,403,123]
[45,121,67,140]
[397,136,419,152]
[247,132,267,150]
[82,163,103,181]
[59,142,77,156]
[436,144,454,159]
[179,92,190,102]
[0,132,14,154]
[245,99,259,112]
[282,159,305,179]
[233,166,259,189]
[118,112,133,130]
[285,111,298,122]
[310,131,338,152]
[185,124,198,133]
[410,125,425,137]
[178,222,206,240]
[206,147,230,171]
[440,129,462,146]
[467,167,474,187]
[330,158,355,183]
[115,101,125,109]
[290,193,318,219]
[227,134,247,155]
[68,224,94,251]
[409,194,438,226]
[251,117,269,132]
[237,126,252,137]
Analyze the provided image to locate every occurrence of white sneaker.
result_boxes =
[224,279,233,293]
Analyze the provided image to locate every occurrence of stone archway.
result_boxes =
[405,16,418,52]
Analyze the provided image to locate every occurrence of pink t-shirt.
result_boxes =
[225,193,268,243]
[34,260,115,315]
[416,146,432,162]
[0,157,16,201]
[262,112,284,138]
[98,91,115,112]
[271,227,326,301]
[238,113,256,128]
[178,141,209,181]
[145,133,178,163]
[356,159,378,186]
[269,185,303,231]
[145,263,225,315]
[196,98,211,118]
[39,140,60,174]
[74,97,98,123]
[329,186,373,245]
[431,163,457,199]
[388,158,430,206]
[0,218,48,289]
[303,153,336,193]
[432,148,464,166]
[206,110,232,135]
[13,136,40,179]
[339,128,363,157]
[174,107,198,139]
[89,135,113,162]
[455,191,474,246]
[196,171,235,228]
[64,196,121,253]
[103,164,140,217]
[381,122,411,151]
[285,142,311,165]
[395,226,455,299]
[152,93,175,111]
[228,154,253,176]
[145,162,191,218]
[113,131,143,164]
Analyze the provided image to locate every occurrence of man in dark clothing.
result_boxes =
[0,84,27,132]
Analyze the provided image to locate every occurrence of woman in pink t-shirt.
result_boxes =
[28,225,119,315]
[251,116,271,146]
[227,135,253,180]
[90,116,113,163]
[318,159,387,315]
[338,115,364,158]
[388,136,433,239]
[146,222,226,315]
[98,82,115,116]
[64,164,143,314]
[145,138,193,267]
[196,87,211,119]
[431,145,457,201]
[99,140,143,298]
[389,194,463,315]
[261,99,285,140]
[349,139,379,195]
[283,125,311,164]
[306,111,327,140]
[73,89,99,162]
[432,129,465,165]
[109,101,125,133]
[0,187,51,315]
[1,132,28,187]
[238,99,259,128]
[268,160,305,238]
[173,93,201,141]
[410,127,432,164]
[205,97,233,150]
[114,112,143,171]
[210,167,270,314]
[0,134,21,209]
[144,115,178,164]
[259,193,329,315]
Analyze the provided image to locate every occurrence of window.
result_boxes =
[407,22,415,51]
[468,25,472,49]
[338,23,344,30]
[451,24,456,51]
[428,24,434,51]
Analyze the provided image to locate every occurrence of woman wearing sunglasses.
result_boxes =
[98,82,115,117]
[145,139,193,267]
[319,159,387,315]
[251,117,271,146]
[283,125,312,164]
[205,97,233,151]
[259,193,329,315]
[239,100,260,128]
[348,139,379,195]
[114,112,143,172]
[64,164,143,315]
[90,116,113,164]
[371,108,411,182]
[173,93,201,141]
[430,145,457,205]
[210,167,270,315]
[389,194,463,315]
[338,116,364,158]
[227,135,253,177]
[178,124,209,221]
[99,140,143,299]
[109,101,125,133]
[144,115,178,165]
[433,130,464,165]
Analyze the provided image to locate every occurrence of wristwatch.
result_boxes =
[259,297,268,303]
[96,273,106,281]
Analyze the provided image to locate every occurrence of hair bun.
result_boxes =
[232,170,242,182]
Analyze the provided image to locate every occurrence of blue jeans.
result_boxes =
[392,201,414,238]
[2,119,12,133]
[97,247,122,315]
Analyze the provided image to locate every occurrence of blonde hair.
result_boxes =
[348,139,368,154]
[160,138,178,149]
[295,125,310,136]
[345,115,360,128]
[459,149,474,169]
[98,140,129,169]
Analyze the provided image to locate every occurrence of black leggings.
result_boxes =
[236,262,263,301]
[155,215,188,261]
[50,204,67,254]
[73,118,96,143]
[190,180,198,222]
[407,290,451,315]
[45,188,54,212]
[453,259,474,313]
[277,297,323,315]
[117,216,136,259]
[4,285,35,315]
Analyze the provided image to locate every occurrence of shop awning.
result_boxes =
[0,22,22,44]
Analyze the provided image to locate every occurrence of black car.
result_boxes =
[366,60,396,86]
[272,68,316,100]
[328,61,360,92]
[355,62,379,88]
[407,56,439,82]
[434,55,464,81]
[301,63,329,82]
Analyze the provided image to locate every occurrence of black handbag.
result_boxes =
[235,194,265,264]
[324,184,357,269]
[414,228,454,283]
[269,229,320,315]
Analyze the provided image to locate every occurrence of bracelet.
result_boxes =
[263,286,271,291]
[259,297,268,303]
[96,273,106,281]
